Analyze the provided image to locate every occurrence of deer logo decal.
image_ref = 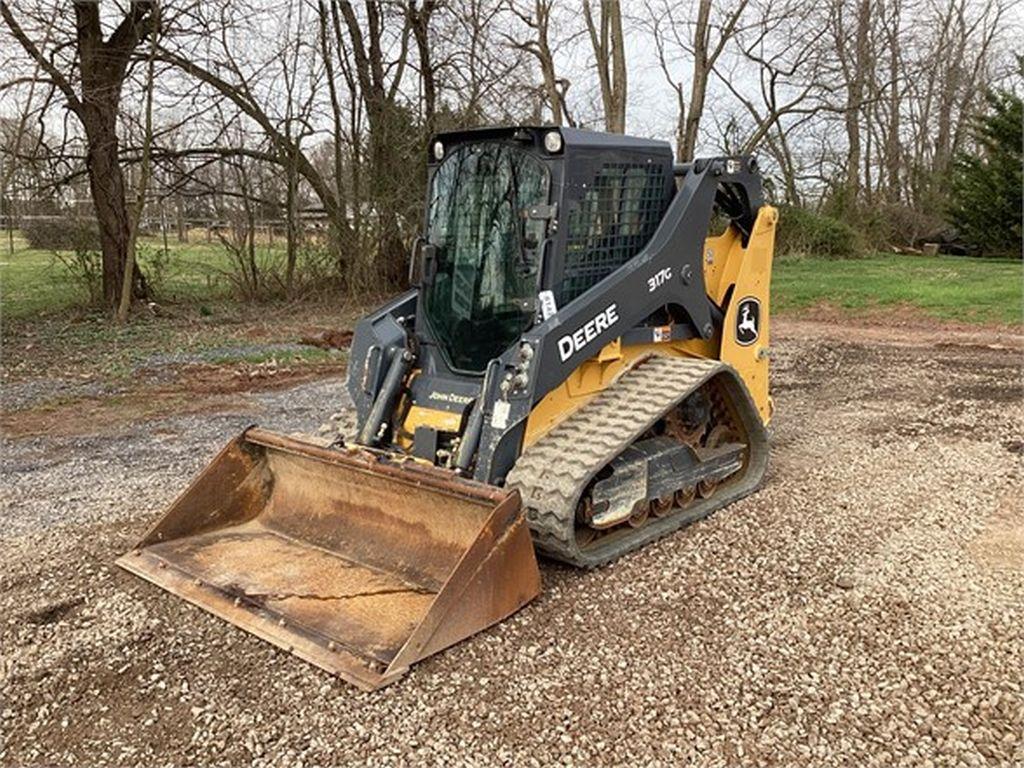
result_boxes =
[735,297,760,346]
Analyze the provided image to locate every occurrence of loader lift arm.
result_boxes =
[473,156,765,484]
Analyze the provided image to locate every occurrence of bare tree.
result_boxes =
[503,0,576,125]
[829,0,872,206]
[155,4,348,250]
[0,3,56,255]
[646,0,750,161]
[1,0,159,309]
[118,2,160,322]
[2,0,1018,299]
[582,0,627,133]
[705,0,834,204]
[444,0,534,124]
[916,0,1007,201]
[878,0,904,203]
[334,0,419,283]
[407,0,439,136]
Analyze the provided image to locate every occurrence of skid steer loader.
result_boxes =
[119,126,776,690]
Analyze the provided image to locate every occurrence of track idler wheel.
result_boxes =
[674,485,696,507]
[697,478,718,499]
[650,494,674,518]
[628,500,650,528]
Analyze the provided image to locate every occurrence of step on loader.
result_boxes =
[119,126,776,690]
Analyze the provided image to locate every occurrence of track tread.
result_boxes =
[507,356,768,567]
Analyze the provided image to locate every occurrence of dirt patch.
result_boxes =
[774,313,1024,350]
[2,300,370,386]
[0,361,342,439]
[972,523,1024,571]
[22,597,86,626]
[971,495,1024,572]
[779,299,1020,331]
[299,328,355,349]
[1,390,240,439]
[950,381,1024,404]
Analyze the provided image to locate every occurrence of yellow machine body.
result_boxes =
[522,206,776,448]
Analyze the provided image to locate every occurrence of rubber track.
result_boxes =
[507,356,768,567]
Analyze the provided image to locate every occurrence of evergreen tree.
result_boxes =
[948,87,1023,257]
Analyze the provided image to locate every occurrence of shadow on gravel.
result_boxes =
[23,597,86,626]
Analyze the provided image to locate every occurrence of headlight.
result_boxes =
[432,141,444,161]
[543,131,563,154]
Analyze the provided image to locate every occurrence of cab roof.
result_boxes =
[431,125,673,157]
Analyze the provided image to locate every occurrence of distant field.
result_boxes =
[773,253,1023,326]
[1,236,1021,326]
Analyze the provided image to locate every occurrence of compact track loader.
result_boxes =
[119,126,776,690]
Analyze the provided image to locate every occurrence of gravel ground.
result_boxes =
[0,342,320,412]
[2,332,1022,766]
[0,377,120,413]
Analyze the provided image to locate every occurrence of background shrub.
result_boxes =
[22,216,101,252]
[50,245,103,304]
[774,205,863,259]
[869,203,950,249]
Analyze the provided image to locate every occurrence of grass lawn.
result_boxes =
[773,252,1023,325]
[0,232,245,320]
[0,234,379,387]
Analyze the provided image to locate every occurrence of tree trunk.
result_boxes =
[81,106,131,309]
[408,1,437,138]
[118,5,158,323]
[337,0,411,285]
[526,0,572,126]
[883,0,902,203]
[284,153,298,296]
[608,0,627,133]
[583,0,627,133]
[680,0,711,161]
[175,192,187,242]
[843,0,871,206]
[672,83,686,163]
[77,1,156,310]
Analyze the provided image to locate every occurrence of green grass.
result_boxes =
[0,233,81,319]
[0,233,251,320]
[3,234,1021,340]
[0,232,377,387]
[773,252,1024,325]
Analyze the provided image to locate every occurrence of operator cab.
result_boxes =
[414,125,675,377]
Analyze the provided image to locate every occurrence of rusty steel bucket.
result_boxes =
[116,428,541,691]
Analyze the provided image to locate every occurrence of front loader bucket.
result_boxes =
[116,428,540,691]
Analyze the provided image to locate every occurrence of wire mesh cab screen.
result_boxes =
[560,157,672,303]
